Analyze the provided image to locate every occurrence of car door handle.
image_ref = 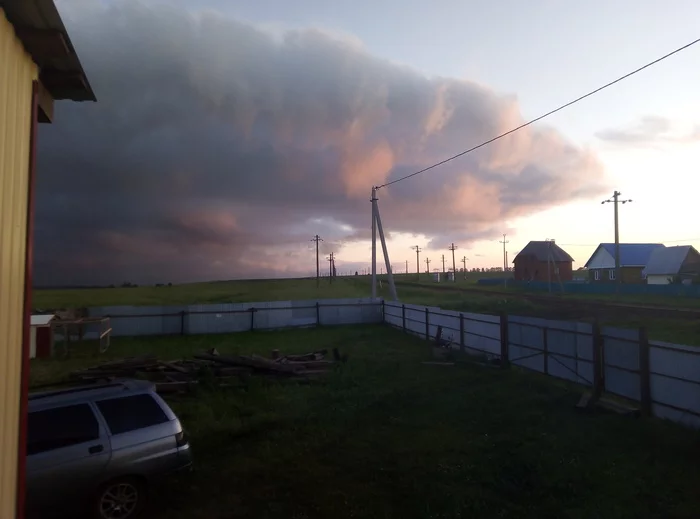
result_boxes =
[88,444,104,454]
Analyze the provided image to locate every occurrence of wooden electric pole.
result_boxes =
[441,254,446,273]
[327,252,334,283]
[425,257,431,273]
[461,256,468,279]
[311,235,323,287]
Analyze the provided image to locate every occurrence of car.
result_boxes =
[26,379,192,519]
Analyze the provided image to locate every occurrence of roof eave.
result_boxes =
[2,0,95,102]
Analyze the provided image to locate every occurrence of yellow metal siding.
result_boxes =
[0,8,37,518]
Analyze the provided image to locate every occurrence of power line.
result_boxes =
[376,37,700,189]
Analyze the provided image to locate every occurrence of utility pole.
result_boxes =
[425,257,431,273]
[370,186,398,300]
[441,254,446,274]
[462,256,468,279]
[405,260,408,274]
[327,252,334,283]
[602,191,632,290]
[412,246,422,280]
[499,234,509,272]
[546,239,552,293]
[449,243,458,282]
[311,235,323,288]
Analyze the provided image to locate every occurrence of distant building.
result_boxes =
[584,243,664,284]
[30,314,56,359]
[643,245,700,285]
[513,241,574,282]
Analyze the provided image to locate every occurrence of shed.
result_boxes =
[642,245,700,285]
[513,241,574,282]
[29,314,56,358]
[0,1,94,516]
[584,243,664,284]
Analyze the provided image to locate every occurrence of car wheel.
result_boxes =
[92,477,146,519]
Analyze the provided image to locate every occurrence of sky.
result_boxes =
[36,0,700,285]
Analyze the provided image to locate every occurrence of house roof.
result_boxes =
[643,245,697,276]
[30,314,55,326]
[584,243,665,268]
[513,241,574,263]
[1,0,95,101]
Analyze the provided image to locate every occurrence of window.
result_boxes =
[609,269,616,280]
[96,394,169,435]
[28,404,99,455]
[594,270,600,281]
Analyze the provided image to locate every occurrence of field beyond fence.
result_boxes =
[478,277,700,297]
[67,296,700,431]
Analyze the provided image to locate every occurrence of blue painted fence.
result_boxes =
[478,278,700,297]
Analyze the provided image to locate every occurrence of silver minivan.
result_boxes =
[27,379,192,519]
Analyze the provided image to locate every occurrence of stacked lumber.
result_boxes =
[69,348,344,394]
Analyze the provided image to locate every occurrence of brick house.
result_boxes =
[513,241,574,282]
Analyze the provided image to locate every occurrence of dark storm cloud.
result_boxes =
[37,0,607,285]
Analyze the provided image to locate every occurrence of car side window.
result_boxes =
[28,404,100,455]
[96,394,170,435]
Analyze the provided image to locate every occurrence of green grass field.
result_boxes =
[32,278,373,309]
[33,276,700,345]
[30,326,700,519]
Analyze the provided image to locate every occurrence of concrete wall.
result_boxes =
[385,300,700,430]
[87,298,383,337]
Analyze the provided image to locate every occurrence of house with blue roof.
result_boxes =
[643,245,700,285]
[583,243,665,284]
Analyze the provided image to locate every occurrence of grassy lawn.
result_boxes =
[31,325,700,519]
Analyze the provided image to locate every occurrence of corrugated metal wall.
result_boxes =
[87,298,384,336]
[0,9,37,518]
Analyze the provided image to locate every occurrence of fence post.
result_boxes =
[249,307,256,331]
[316,302,320,326]
[180,310,186,336]
[543,327,549,375]
[639,327,652,417]
[459,313,465,352]
[425,307,430,341]
[500,312,510,368]
[401,304,406,331]
[592,321,605,400]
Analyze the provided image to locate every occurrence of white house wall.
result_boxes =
[586,247,616,269]
[647,274,672,285]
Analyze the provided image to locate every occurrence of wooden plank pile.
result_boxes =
[69,348,345,394]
